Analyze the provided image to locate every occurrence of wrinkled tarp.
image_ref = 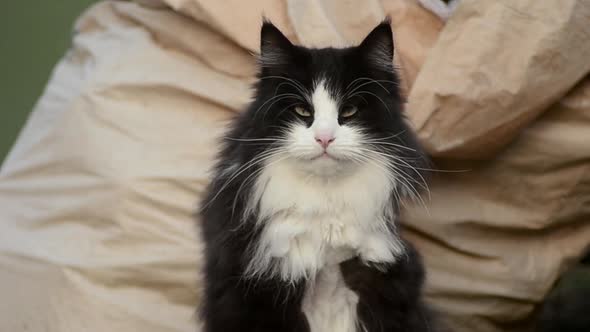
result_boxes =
[1,0,589,331]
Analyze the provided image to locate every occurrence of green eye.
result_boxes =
[294,106,312,117]
[341,105,358,118]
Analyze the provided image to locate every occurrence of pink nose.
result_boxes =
[315,134,335,149]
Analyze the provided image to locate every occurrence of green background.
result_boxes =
[0,1,96,164]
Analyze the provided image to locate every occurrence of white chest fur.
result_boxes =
[244,158,404,332]
[244,158,404,331]
[302,265,360,332]
[245,157,404,280]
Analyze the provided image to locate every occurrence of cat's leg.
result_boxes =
[201,260,310,332]
[340,241,441,332]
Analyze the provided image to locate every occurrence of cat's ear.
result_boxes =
[359,18,394,71]
[259,19,294,67]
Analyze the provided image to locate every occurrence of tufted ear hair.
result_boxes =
[259,19,295,68]
[358,18,394,72]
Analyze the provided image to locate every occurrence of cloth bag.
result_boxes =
[1,1,589,331]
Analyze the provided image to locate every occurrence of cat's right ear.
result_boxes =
[259,19,293,67]
[359,18,394,72]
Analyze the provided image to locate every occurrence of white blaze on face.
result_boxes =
[310,81,339,145]
[286,80,364,170]
[287,80,340,160]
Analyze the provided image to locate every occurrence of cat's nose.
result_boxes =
[315,134,335,149]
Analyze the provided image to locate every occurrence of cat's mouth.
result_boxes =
[321,151,334,159]
[310,151,337,161]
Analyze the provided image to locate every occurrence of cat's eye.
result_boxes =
[340,105,358,118]
[294,106,312,117]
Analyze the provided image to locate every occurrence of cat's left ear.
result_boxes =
[359,18,394,71]
[259,19,294,67]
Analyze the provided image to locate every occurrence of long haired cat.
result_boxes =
[199,19,443,332]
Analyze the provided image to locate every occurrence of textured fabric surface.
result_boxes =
[1,1,589,331]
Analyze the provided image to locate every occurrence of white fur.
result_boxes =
[246,156,402,280]
[310,82,339,139]
[302,265,361,332]
[245,80,404,331]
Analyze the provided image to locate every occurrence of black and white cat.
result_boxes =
[199,19,443,332]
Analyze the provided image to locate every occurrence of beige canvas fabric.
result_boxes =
[0,0,589,331]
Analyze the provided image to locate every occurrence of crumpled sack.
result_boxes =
[1,0,589,331]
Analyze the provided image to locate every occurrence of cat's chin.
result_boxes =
[309,152,339,162]
[290,155,359,178]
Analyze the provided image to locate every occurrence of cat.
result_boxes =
[199,18,444,332]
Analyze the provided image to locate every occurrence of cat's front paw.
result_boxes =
[356,231,404,264]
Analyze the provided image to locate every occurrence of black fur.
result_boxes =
[340,241,440,332]
[198,19,443,332]
[536,265,590,332]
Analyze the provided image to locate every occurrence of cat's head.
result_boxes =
[236,19,426,188]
